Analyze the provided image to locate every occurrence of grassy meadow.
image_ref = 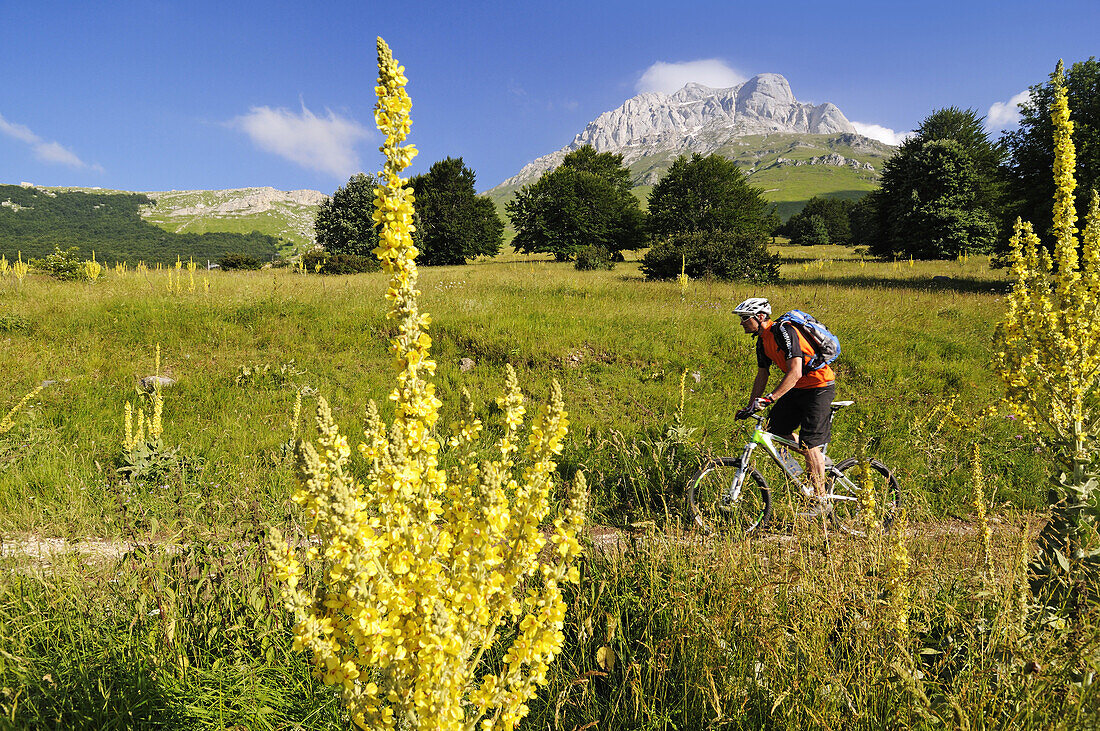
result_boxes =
[1,245,1095,728]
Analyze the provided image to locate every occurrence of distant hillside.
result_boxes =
[0,184,281,265]
[140,187,324,249]
[488,75,894,221]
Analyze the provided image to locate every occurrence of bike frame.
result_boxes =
[726,409,861,507]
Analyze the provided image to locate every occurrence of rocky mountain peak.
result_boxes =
[495,73,860,190]
[737,73,796,110]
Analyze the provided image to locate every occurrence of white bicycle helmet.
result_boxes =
[732,297,771,318]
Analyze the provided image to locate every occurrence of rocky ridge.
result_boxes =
[493,74,869,190]
[139,187,325,248]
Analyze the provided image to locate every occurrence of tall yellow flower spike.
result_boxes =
[996,62,1100,478]
[12,252,29,284]
[0,385,44,435]
[269,38,586,731]
[83,250,102,282]
[995,60,1100,598]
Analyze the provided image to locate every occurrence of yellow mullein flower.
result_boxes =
[268,38,585,731]
[83,250,102,282]
[994,60,1100,601]
[0,385,44,435]
[970,443,996,584]
[12,252,29,284]
[886,509,911,639]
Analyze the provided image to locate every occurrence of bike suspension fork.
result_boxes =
[731,443,758,499]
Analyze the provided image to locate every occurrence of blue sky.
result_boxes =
[2,0,1097,194]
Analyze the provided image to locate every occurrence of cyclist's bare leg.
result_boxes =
[804,446,825,497]
[777,431,826,498]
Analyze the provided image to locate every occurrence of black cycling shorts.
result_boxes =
[767,382,836,449]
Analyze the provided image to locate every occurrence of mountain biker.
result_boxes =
[732,297,836,502]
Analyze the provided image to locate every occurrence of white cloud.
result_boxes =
[636,60,747,95]
[0,112,96,169]
[851,121,912,147]
[987,90,1030,129]
[230,103,371,179]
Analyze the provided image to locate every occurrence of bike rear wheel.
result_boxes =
[827,457,901,534]
[687,457,772,535]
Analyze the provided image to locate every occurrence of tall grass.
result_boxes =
[0,251,1040,535]
[0,248,1095,727]
[536,522,1099,729]
[3,516,1095,729]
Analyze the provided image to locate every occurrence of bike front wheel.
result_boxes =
[687,457,772,535]
[827,457,901,534]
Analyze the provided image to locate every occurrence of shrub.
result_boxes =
[789,214,831,246]
[300,250,379,275]
[33,245,84,280]
[218,252,263,270]
[641,229,780,282]
[573,245,614,271]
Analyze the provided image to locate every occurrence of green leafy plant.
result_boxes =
[118,346,193,483]
[234,360,306,389]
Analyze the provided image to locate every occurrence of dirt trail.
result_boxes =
[0,516,1032,569]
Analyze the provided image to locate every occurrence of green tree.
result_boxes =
[409,157,503,265]
[1002,57,1100,243]
[868,109,1003,258]
[847,191,881,247]
[789,214,831,246]
[914,106,1005,213]
[640,229,780,282]
[783,196,853,245]
[647,153,770,238]
[314,173,381,257]
[506,147,646,261]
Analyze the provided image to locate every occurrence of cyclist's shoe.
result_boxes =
[797,496,833,519]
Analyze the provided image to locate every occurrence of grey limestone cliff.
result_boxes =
[495,74,858,189]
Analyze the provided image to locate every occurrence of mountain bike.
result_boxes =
[686,400,900,535]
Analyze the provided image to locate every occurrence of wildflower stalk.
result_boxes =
[268,38,585,731]
[885,509,911,640]
[120,345,166,472]
[0,385,44,435]
[83,250,102,282]
[855,421,881,536]
[994,60,1100,604]
[12,252,29,284]
[970,443,996,585]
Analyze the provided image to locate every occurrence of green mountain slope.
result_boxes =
[0,184,282,265]
[488,133,892,222]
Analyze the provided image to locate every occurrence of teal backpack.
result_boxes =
[774,310,841,371]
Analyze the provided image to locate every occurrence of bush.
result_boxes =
[32,245,84,280]
[790,214,831,246]
[640,230,780,282]
[300,250,379,275]
[573,245,614,271]
[218,253,263,270]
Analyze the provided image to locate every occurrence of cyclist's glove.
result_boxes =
[736,395,774,419]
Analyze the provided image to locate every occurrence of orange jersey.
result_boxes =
[756,320,835,388]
